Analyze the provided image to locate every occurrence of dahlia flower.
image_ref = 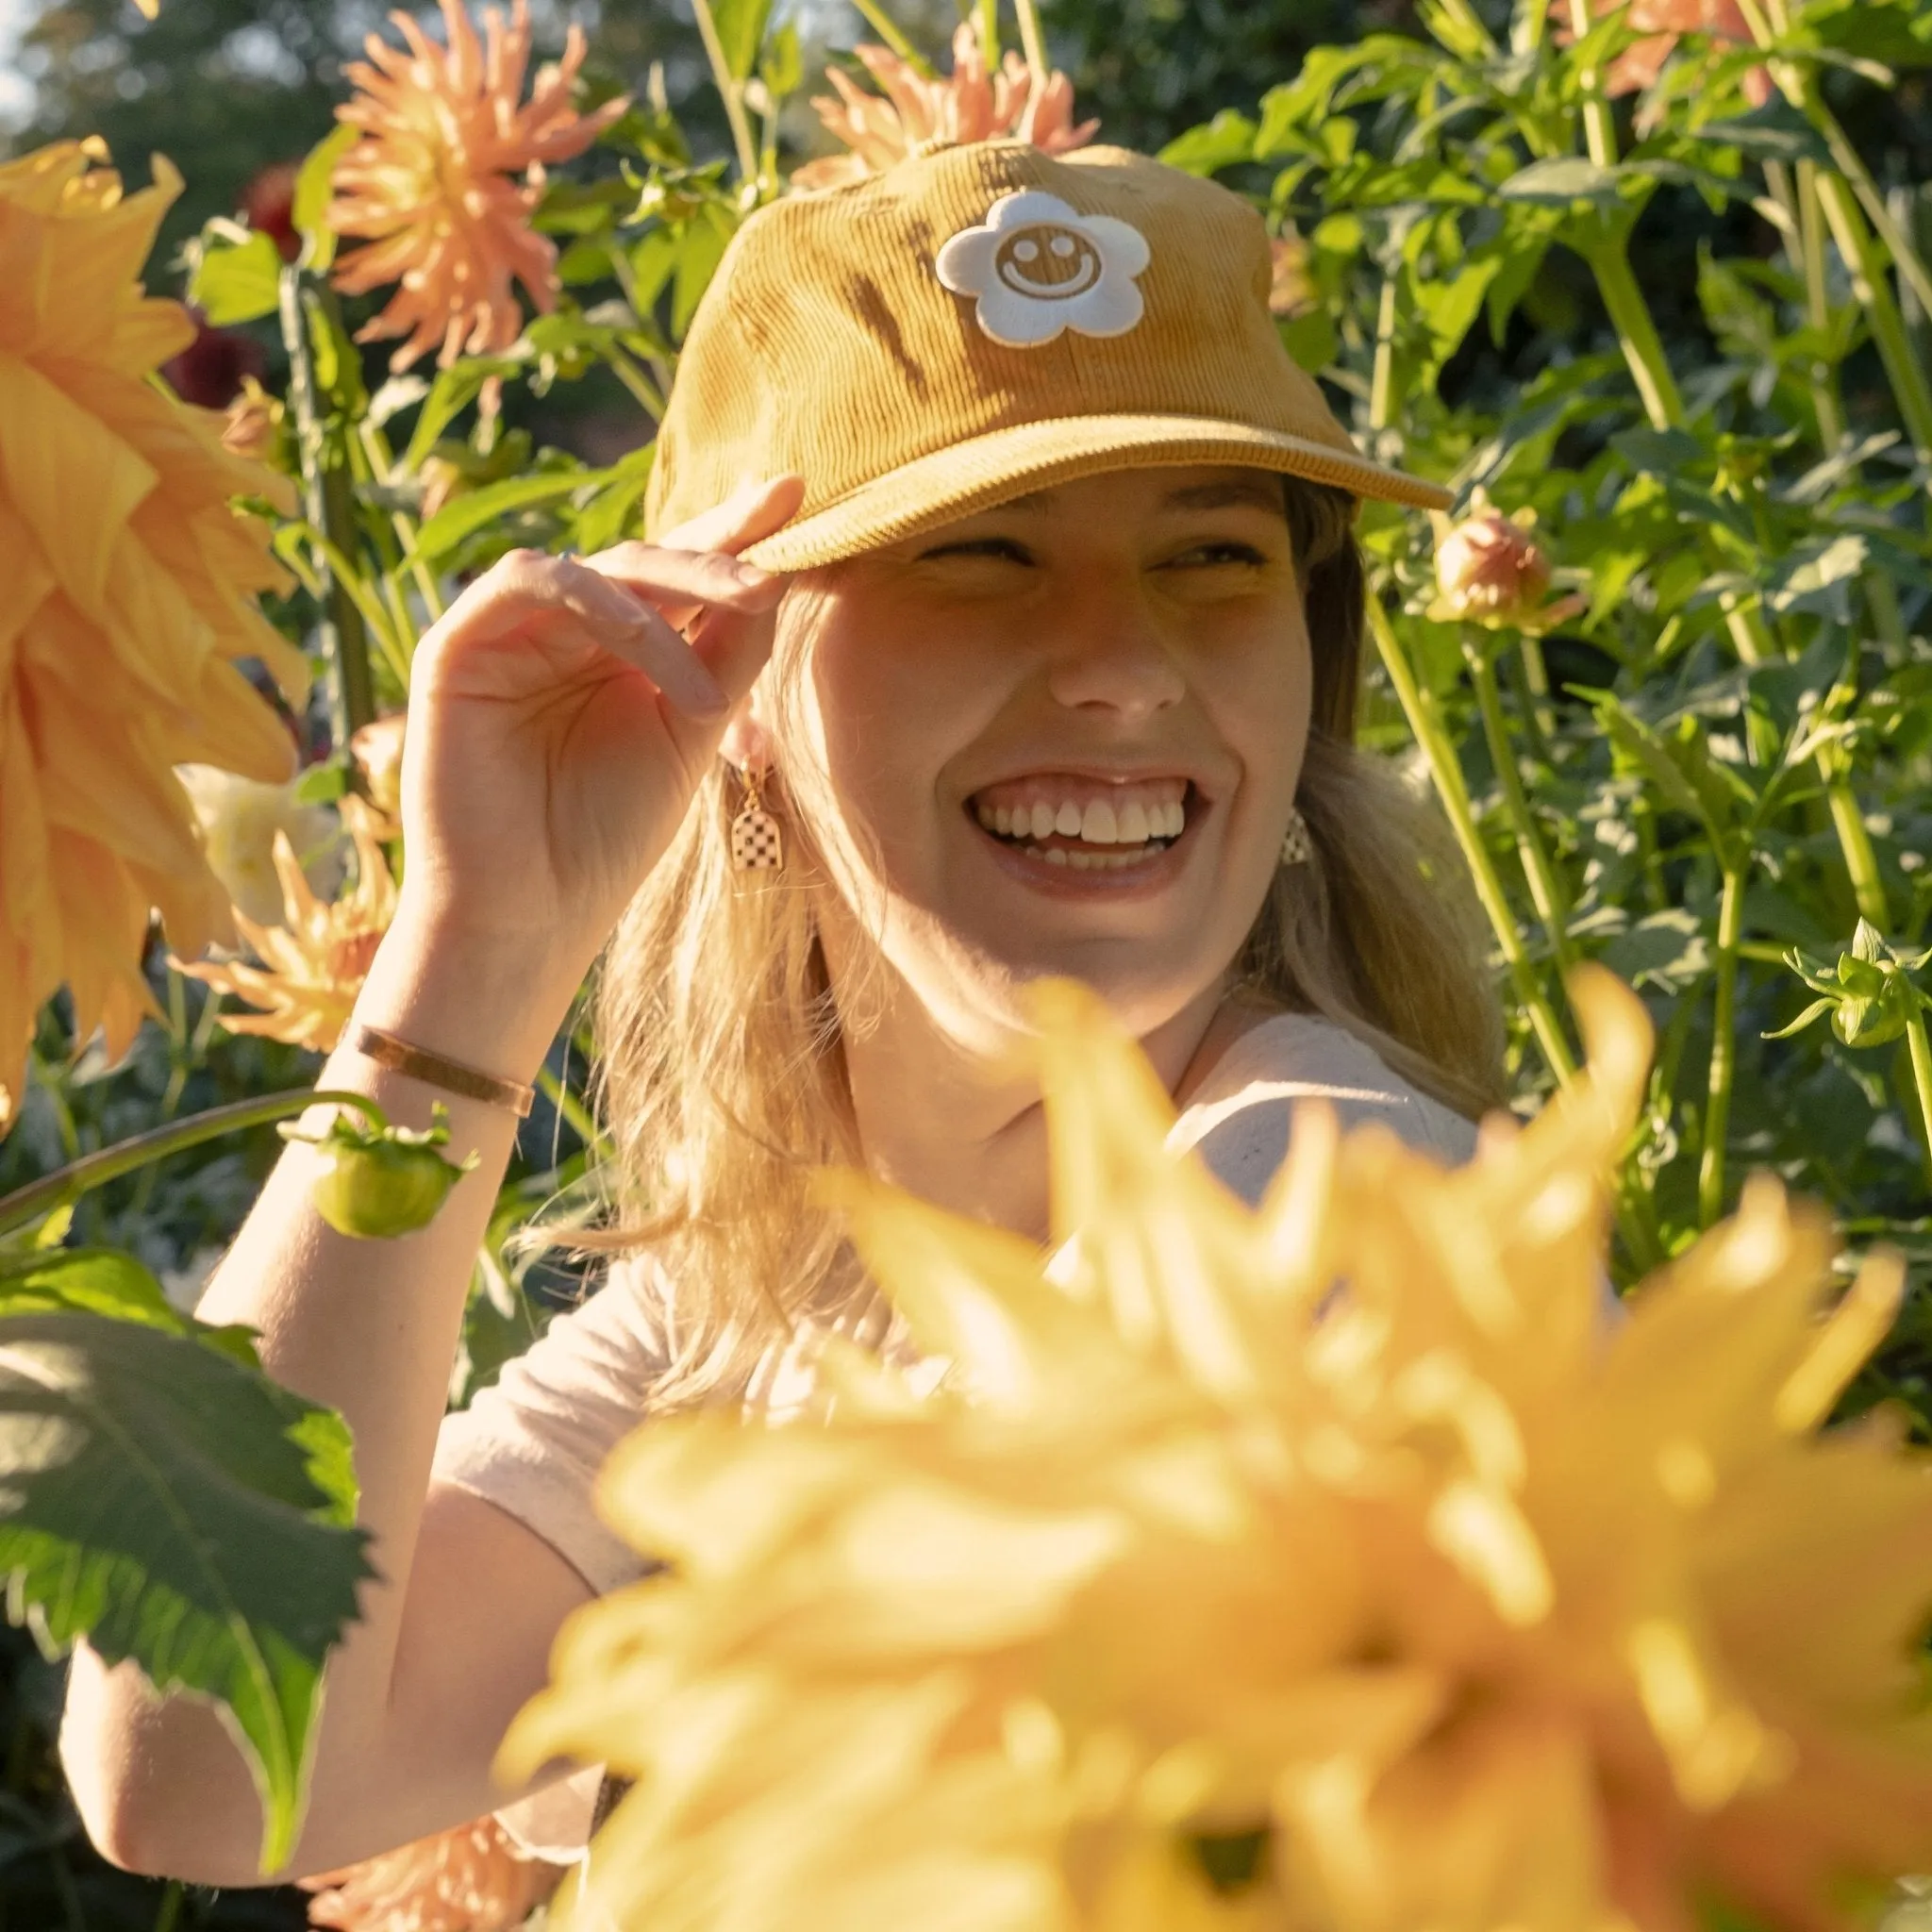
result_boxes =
[1428,490,1589,632]
[1560,0,1774,106]
[300,1813,568,1932]
[0,140,305,1131]
[501,969,1932,1932]
[791,19,1097,192]
[328,0,628,373]
[175,798,395,1053]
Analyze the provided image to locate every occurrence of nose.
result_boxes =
[1042,583,1187,723]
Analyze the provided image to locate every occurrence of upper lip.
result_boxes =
[963,759,1216,798]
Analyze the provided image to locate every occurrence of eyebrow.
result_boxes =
[993,477,1287,518]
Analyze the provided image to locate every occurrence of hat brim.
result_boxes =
[735,413,1452,572]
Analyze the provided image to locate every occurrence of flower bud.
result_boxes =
[283,1105,478,1241]
[1427,491,1587,633]
[221,375,285,466]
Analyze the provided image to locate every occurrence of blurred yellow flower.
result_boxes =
[502,969,1932,1932]
[0,139,305,1131]
[328,0,627,373]
[792,20,1098,192]
[175,798,395,1053]
[300,1813,568,1932]
[175,764,343,928]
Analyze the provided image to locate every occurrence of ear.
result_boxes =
[719,679,774,773]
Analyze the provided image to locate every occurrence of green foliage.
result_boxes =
[0,1248,372,1873]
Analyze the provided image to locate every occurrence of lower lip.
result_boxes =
[966,804,1200,898]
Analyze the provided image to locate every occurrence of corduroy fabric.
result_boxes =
[643,141,1452,570]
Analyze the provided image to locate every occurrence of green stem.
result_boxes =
[152,1880,185,1932]
[1367,601,1578,1087]
[1514,634,1557,754]
[1014,0,1049,75]
[1434,0,1499,58]
[976,0,1000,63]
[298,526,411,691]
[1468,638,1576,973]
[1519,0,1552,51]
[1814,171,1932,461]
[0,1091,388,1240]
[1698,865,1747,1227]
[1370,271,1401,435]
[1824,776,1889,930]
[1792,160,1848,450]
[606,341,670,421]
[1587,241,1685,432]
[689,0,759,186]
[1905,1013,1932,1194]
[279,266,375,741]
[1563,0,1621,169]
[849,0,932,67]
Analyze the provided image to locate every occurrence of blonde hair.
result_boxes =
[584,479,1506,1403]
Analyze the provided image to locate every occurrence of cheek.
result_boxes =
[1207,610,1317,803]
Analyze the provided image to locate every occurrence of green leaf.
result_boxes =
[291,125,358,274]
[401,359,522,473]
[1158,109,1258,176]
[1498,157,1624,209]
[672,206,736,337]
[413,464,612,563]
[760,20,803,98]
[1695,100,1831,165]
[292,759,350,807]
[188,229,283,327]
[1278,308,1340,374]
[708,0,773,79]
[0,1307,372,1873]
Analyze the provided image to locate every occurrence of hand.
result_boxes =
[394,475,805,984]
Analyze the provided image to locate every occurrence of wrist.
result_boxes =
[355,901,590,1083]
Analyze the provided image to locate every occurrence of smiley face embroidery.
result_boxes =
[937,191,1151,348]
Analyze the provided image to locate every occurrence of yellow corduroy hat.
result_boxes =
[645,140,1451,572]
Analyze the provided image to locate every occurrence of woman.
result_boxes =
[60,139,1502,1886]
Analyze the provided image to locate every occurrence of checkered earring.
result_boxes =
[730,766,784,873]
[1279,802,1313,868]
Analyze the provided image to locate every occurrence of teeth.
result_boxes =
[1054,801,1083,838]
[1044,847,1069,866]
[1165,801,1186,837]
[1118,799,1150,844]
[1081,799,1118,844]
[1029,802,1056,841]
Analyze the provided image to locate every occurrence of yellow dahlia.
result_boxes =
[175,797,395,1053]
[328,0,627,373]
[300,1813,569,1932]
[0,139,306,1132]
[791,19,1097,192]
[501,969,1932,1932]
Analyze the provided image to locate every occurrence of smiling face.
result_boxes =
[774,464,1315,1054]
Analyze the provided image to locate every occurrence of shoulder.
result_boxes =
[1170,1012,1478,1208]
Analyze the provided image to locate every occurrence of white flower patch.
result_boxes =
[936,191,1152,348]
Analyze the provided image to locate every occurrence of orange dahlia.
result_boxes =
[175,797,396,1054]
[0,139,305,1132]
[1560,0,1774,105]
[792,19,1097,192]
[328,0,627,374]
[300,1814,569,1932]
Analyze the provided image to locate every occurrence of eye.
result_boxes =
[1163,541,1271,570]
[916,537,1035,566]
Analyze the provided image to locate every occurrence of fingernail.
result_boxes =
[687,675,731,720]
[732,560,773,587]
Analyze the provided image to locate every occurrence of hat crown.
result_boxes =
[645,141,1445,568]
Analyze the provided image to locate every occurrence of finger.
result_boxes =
[580,542,787,616]
[655,475,806,557]
[432,550,731,720]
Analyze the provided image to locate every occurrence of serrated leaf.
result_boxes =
[188,230,282,327]
[0,1310,371,1873]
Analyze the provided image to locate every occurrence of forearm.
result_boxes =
[60,905,583,1880]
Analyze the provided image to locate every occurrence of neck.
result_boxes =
[837,965,1243,1245]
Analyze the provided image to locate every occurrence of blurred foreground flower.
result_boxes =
[329,0,627,374]
[1428,489,1588,632]
[301,1813,568,1931]
[1559,0,1774,107]
[502,969,1932,1932]
[175,764,343,927]
[0,140,305,1130]
[175,798,396,1053]
[350,711,408,837]
[792,19,1097,192]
